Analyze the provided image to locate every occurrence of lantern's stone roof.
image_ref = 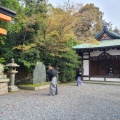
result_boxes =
[72,39,120,50]
[6,63,19,67]
[95,26,120,39]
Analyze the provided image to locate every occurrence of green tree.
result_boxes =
[35,6,78,54]
[0,0,46,69]
[102,20,120,34]
[0,0,25,61]
[34,5,80,81]
[73,4,103,43]
[18,48,40,72]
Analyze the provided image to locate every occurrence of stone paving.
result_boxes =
[0,83,120,120]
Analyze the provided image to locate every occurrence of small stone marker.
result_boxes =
[33,62,46,84]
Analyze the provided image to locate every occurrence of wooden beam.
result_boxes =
[0,13,12,22]
[0,28,7,35]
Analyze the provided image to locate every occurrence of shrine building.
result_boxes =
[73,26,120,82]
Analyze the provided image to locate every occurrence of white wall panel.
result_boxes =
[83,60,89,75]
[83,77,89,80]
[83,52,89,55]
[107,50,120,55]
[90,51,102,57]
[83,55,89,59]
[90,77,104,81]
[106,78,120,82]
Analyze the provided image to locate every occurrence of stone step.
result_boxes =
[83,80,120,86]
[0,74,7,79]
[0,78,9,83]
[18,85,49,91]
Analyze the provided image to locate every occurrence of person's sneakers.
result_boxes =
[81,83,83,85]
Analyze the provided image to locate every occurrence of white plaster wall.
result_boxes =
[83,77,89,80]
[83,60,89,75]
[90,77,104,81]
[83,55,89,59]
[107,49,120,55]
[106,78,120,82]
[83,52,89,55]
[90,51,102,57]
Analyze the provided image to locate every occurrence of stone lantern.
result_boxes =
[6,58,20,92]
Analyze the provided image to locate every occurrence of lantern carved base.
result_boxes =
[8,85,19,92]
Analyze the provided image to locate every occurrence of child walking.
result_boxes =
[76,68,83,86]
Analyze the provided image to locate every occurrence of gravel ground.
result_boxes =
[0,83,120,120]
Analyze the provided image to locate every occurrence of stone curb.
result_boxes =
[18,85,49,91]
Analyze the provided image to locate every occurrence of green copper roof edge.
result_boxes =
[72,45,120,50]
[72,39,120,50]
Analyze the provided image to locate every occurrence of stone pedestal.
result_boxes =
[8,71,19,92]
[0,64,9,95]
[0,75,9,95]
[0,81,9,95]
[7,69,19,92]
[8,85,19,92]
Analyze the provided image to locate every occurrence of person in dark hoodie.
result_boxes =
[47,66,58,96]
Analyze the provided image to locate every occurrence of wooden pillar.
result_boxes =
[0,28,7,35]
[0,13,12,22]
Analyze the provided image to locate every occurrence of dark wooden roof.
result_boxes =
[95,26,120,40]
[0,6,16,18]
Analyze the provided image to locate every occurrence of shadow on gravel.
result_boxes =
[40,93,50,96]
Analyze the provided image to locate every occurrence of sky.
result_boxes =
[48,0,120,29]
